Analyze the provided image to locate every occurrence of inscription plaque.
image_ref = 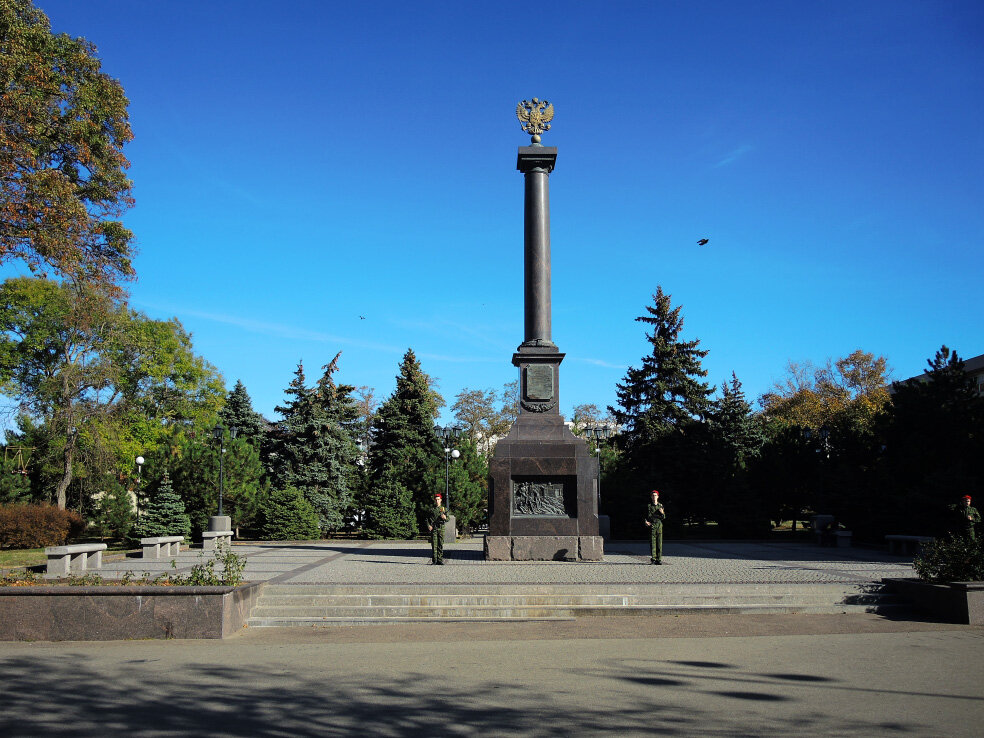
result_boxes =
[513,480,567,516]
[525,365,554,401]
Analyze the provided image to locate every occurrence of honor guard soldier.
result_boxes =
[955,495,981,540]
[427,493,448,564]
[644,489,666,565]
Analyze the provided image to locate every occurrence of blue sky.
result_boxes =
[12,0,984,424]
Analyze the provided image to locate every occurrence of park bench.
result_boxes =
[832,530,853,548]
[201,530,233,552]
[885,534,934,555]
[811,515,852,547]
[140,535,184,559]
[44,543,108,576]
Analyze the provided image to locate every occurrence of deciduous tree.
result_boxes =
[0,277,224,509]
[0,0,135,290]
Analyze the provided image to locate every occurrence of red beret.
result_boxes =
[651,489,660,495]
[963,495,973,502]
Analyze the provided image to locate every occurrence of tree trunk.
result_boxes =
[55,437,74,509]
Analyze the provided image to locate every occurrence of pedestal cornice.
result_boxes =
[517,146,557,173]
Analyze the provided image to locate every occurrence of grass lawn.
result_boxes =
[0,548,45,570]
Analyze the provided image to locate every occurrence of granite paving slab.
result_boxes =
[86,539,916,586]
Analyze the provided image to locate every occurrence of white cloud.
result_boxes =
[714,144,753,168]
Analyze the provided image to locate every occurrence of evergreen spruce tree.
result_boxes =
[709,374,765,478]
[92,478,136,541]
[218,379,268,448]
[879,346,984,536]
[134,470,191,539]
[269,354,359,534]
[146,426,266,536]
[257,487,321,540]
[706,374,768,535]
[441,438,488,532]
[364,349,441,538]
[606,287,714,535]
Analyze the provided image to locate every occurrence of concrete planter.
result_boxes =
[0,581,263,641]
[882,577,984,625]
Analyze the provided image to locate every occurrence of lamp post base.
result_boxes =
[208,515,232,532]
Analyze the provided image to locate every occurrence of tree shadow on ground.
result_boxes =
[0,650,953,738]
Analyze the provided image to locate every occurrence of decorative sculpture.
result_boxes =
[516,98,554,142]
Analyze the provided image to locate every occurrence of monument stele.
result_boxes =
[484,99,604,562]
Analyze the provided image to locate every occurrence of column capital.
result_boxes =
[517,146,557,174]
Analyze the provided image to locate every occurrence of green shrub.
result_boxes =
[182,546,248,586]
[913,535,984,583]
[258,487,321,540]
[0,504,85,549]
[92,482,136,541]
[133,471,191,541]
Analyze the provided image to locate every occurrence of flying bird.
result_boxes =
[359,316,366,320]
[697,238,709,246]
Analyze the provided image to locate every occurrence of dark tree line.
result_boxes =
[600,287,984,541]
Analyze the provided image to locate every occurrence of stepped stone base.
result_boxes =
[484,535,603,562]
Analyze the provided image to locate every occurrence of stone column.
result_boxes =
[518,146,557,346]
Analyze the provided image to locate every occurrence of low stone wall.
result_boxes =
[882,577,984,625]
[0,581,263,641]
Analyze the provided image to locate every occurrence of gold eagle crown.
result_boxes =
[516,98,554,138]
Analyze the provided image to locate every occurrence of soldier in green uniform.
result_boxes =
[427,493,448,564]
[644,489,666,565]
[955,495,981,540]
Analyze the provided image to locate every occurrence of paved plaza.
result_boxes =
[1,616,982,737]
[5,539,983,736]
[92,537,919,586]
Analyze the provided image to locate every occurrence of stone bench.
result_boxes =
[201,530,233,552]
[44,543,108,576]
[833,530,853,548]
[886,534,934,555]
[140,535,184,559]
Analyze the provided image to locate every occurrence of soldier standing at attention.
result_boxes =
[644,489,666,565]
[427,492,448,564]
[955,495,980,540]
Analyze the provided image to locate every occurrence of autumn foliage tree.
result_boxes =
[759,350,891,433]
[451,380,519,456]
[756,349,893,534]
[1,0,135,289]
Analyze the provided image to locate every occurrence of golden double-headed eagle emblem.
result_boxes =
[516,98,554,137]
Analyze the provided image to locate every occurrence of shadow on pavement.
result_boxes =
[0,650,964,737]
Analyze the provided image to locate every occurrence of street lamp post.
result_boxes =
[353,438,367,528]
[435,425,462,509]
[135,455,144,516]
[582,425,613,504]
[212,424,238,518]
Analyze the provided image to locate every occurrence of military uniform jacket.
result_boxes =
[958,505,981,531]
[428,505,448,529]
[646,502,666,527]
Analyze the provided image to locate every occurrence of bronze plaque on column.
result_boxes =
[525,365,554,401]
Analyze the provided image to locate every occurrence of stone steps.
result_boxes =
[246,583,908,627]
